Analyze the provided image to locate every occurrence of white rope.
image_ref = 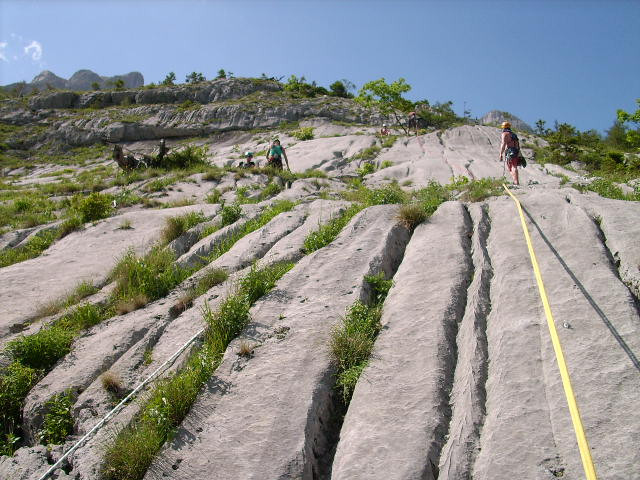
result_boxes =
[37,327,205,480]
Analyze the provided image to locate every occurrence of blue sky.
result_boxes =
[1,0,638,133]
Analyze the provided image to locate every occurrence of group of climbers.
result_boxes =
[114,122,522,184]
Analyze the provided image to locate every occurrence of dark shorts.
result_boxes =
[268,156,283,170]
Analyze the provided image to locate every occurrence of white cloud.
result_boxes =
[0,42,7,62]
[24,40,42,61]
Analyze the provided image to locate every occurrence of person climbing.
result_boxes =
[157,138,168,163]
[407,111,418,136]
[266,139,290,171]
[499,121,520,186]
[242,151,256,168]
[380,123,390,136]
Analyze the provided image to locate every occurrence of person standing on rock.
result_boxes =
[380,123,390,136]
[266,139,290,171]
[499,121,520,186]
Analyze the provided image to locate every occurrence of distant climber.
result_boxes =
[499,121,520,185]
[112,144,154,171]
[266,139,290,171]
[240,151,256,168]
[407,111,418,136]
[380,124,390,136]
[157,138,168,163]
[113,144,140,170]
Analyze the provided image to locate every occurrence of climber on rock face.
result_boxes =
[266,138,290,171]
[380,123,390,136]
[499,121,520,186]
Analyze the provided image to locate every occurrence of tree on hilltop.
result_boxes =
[356,78,413,134]
[162,72,176,86]
[617,99,640,147]
[185,72,206,84]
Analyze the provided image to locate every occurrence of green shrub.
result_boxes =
[413,181,449,215]
[292,127,314,141]
[208,200,296,261]
[380,160,394,169]
[220,203,242,226]
[161,211,206,244]
[396,204,427,229]
[447,176,503,202]
[350,145,381,162]
[193,268,228,297]
[7,326,75,371]
[259,182,282,200]
[110,247,190,305]
[205,189,222,204]
[161,145,208,169]
[37,281,99,318]
[39,390,74,445]
[71,192,114,222]
[0,362,43,449]
[356,162,376,177]
[380,135,398,149]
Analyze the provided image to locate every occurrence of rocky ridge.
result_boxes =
[2,70,144,95]
[0,78,638,480]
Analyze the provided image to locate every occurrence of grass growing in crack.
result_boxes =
[574,178,640,201]
[206,200,296,262]
[303,204,363,254]
[36,281,99,318]
[7,303,106,370]
[0,228,59,268]
[38,390,74,445]
[160,211,207,245]
[101,262,293,480]
[330,272,392,403]
[110,247,192,310]
[396,203,427,229]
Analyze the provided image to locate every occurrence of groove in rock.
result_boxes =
[310,222,412,479]
[437,203,493,479]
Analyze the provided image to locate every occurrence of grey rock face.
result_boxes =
[331,202,473,480]
[143,205,411,480]
[31,70,67,90]
[67,69,104,91]
[481,109,533,132]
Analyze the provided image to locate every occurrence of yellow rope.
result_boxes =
[503,184,597,480]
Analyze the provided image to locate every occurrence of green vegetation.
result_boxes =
[330,273,392,402]
[70,192,114,222]
[160,144,208,170]
[101,262,293,480]
[160,211,207,245]
[356,78,413,134]
[0,302,109,453]
[616,98,640,147]
[0,362,42,455]
[356,162,376,177]
[574,178,640,201]
[415,100,465,130]
[291,127,314,141]
[220,203,242,226]
[0,193,59,230]
[37,281,99,318]
[303,204,363,254]
[110,247,191,310]
[0,228,59,268]
[38,390,75,445]
[532,120,640,189]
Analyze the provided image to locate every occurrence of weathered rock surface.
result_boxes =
[143,205,410,479]
[331,201,472,480]
[0,105,638,480]
[0,204,218,345]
